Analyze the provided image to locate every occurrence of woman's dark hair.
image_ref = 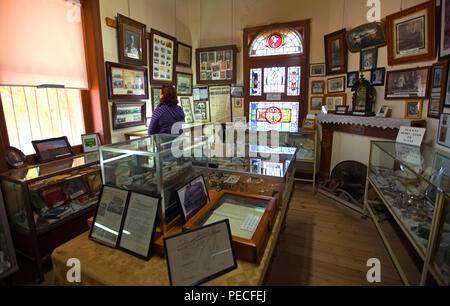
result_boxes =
[160,85,178,106]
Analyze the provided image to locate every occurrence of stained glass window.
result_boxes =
[287,66,301,96]
[250,68,262,96]
[249,27,303,57]
[249,101,299,132]
[264,67,285,93]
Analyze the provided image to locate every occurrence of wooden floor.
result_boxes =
[264,182,419,286]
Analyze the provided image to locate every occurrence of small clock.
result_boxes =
[351,74,376,116]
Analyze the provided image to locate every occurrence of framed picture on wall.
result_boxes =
[112,101,147,130]
[347,71,359,88]
[324,29,347,75]
[310,63,326,77]
[439,0,450,60]
[360,48,377,72]
[176,72,193,96]
[150,29,177,85]
[106,62,149,100]
[117,14,147,66]
[438,113,450,148]
[385,66,430,100]
[179,96,194,124]
[404,100,423,119]
[193,100,210,123]
[370,68,386,86]
[176,42,192,67]
[346,22,387,53]
[325,94,347,112]
[428,61,448,119]
[327,76,345,93]
[196,45,237,85]
[151,87,162,111]
[311,80,325,94]
[386,1,436,66]
[310,96,324,110]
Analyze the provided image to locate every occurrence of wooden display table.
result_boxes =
[51,186,293,286]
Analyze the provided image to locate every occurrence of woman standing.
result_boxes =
[148,85,185,135]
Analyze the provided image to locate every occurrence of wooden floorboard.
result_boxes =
[264,182,421,286]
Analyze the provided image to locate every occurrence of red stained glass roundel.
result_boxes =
[268,33,283,49]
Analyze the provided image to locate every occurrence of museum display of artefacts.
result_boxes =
[99,134,209,234]
[0,152,101,282]
[365,141,450,285]
[183,190,277,263]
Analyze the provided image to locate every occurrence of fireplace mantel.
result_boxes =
[317,114,426,181]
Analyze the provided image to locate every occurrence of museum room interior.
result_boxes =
[0,0,450,288]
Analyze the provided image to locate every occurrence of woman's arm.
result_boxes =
[148,110,160,135]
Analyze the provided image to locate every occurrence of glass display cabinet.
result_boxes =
[364,141,450,286]
[0,152,101,282]
[0,188,18,281]
[100,134,209,234]
[207,144,297,209]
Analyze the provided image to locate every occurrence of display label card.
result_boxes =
[396,126,426,146]
[266,93,281,101]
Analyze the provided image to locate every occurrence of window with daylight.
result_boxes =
[249,27,304,57]
[0,86,85,155]
[264,67,285,93]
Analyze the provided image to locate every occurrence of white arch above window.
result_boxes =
[249,27,304,57]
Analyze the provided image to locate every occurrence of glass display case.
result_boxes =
[0,188,18,281]
[100,134,209,234]
[365,141,450,286]
[0,152,101,282]
[207,144,297,209]
[183,190,277,263]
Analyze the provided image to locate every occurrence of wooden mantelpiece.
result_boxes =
[317,114,426,181]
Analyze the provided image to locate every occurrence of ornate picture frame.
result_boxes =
[429,61,448,119]
[439,0,450,60]
[324,29,347,75]
[196,45,237,85]
[405,100,423,119]
[150,29,177,85]
[386,1,436,66]
[117,14,147,66]
[106,62,149,100]
[112,101,147,130]
[346,22,387,53]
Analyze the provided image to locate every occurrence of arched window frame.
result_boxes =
[248,27,304,58]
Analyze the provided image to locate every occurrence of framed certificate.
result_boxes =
[118,192,160,261]
[164,219,237,286]
[89,186,129,248]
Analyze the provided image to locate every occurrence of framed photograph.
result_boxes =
[150,29,177,85]
[89,185,129,248]
[176,41,192,67]
[193,86,209,101]
[386,1,436,66]
[324,29,347,75]
[405,100,423,119]
[327,76,345,93]
[325,94,347,112]
[151,87,162,111]
[106,62,149,100]
[231,86,244,97]
[117,14,147,66]
[118,192,160,261]
[429,61,448,118]
[310,96,324,110]
[376,105,391,117]
[347,71,359,88]
[164,219,237,286]
[360,48,377,72]
[335,105,349,115]
[346,22,387,53]
[302,118,316,130]
[385,67,430,100]
[176,72,193,96]
[193,100,210,123]
[81,133,101,153]
[311,80,325,94]
[180,96,194,124]
[438,114,450,148]
[32,136,74,164]
[370,68,386,86]
[310,63,326,77]
[176,175,210,222]
[112,102,146,130]
[196,45,237,85]
[439,0,450,60]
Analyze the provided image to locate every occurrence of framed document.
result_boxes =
[150,29,177,85]
[193,86,209,101]
[118,192,160,261]
[209,85,231,123]
[193,100,210,123]
[106,62,149,100]
[176,175,210,221]
[117,14,147,66]
[89,186,129,248]
[112,102,146,130]
[176,41,192,67]
[180,96,194,124]
[164,219,237,286]
[196,45,237,85]
[32,136,74,164]
[231,97,244,119]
